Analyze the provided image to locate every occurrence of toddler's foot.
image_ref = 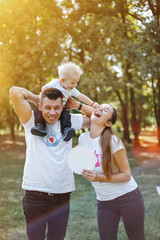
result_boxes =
[31,123,47,137]
[63,127,75,141]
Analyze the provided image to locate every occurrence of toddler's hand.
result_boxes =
[92,102,99,108]
[42,85,50,92]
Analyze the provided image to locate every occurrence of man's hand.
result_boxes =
[27,94,40,106]
[66,97,79,110]
[9,86,38,124]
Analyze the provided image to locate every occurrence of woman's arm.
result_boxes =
[82,149,131,183]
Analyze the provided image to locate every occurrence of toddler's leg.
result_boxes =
[60,108,75,141]
[31,105,47,137]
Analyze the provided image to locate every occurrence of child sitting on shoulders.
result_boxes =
[31,61,99,141]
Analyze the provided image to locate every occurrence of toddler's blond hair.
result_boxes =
[58,62,83,80]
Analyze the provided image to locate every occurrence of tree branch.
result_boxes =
[127,12,144,24]
[147,0,155,16]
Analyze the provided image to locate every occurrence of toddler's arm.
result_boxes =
[77,93,99,108]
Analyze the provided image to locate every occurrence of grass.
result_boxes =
[0,133,160,240]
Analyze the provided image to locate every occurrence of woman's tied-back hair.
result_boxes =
[40,88,63,104]
[57,62,83,80]
[100,107,117,179]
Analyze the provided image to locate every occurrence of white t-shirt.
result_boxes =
[42,79,80,104]
[78,132,137,201]
[22,111,83,193]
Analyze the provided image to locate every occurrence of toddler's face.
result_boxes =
[63,75,80,90]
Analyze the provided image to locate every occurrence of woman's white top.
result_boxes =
[78,132,138,201]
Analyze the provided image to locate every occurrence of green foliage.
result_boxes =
[0,0,160,143]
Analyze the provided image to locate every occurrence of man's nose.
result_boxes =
[49,108,55,115]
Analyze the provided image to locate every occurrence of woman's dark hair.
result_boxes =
[100,107,117,179]
[41,88,63,104]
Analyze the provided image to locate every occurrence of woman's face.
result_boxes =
[91,104,113,127]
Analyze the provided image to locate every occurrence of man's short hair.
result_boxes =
[41,88,63,104]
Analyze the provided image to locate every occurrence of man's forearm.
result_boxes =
[10,86,39,105]
[9,86,39,124]
[65,97,93,117]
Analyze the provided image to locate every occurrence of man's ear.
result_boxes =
[106,121,112,127]
[60,78,65,83]
[38,103,42,112]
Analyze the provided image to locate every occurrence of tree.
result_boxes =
[0,0,65,138]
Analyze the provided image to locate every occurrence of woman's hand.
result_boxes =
[81,169,97,182]
[81,169,105,183]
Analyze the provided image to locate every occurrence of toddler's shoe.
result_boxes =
[63,127,75,141]
[31,123,47,137]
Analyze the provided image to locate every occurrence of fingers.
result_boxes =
[81,169,97,182]
[92,102,100,108]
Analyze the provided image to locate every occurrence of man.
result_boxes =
[9,86,91,240]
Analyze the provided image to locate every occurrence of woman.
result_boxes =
[79,104,145,240]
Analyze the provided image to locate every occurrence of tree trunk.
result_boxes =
[156,77,160,145]
[115,89,131,143]
[151,76,160,146]
[122,105,131,143]
[130,88,141,147]
[10,108,15,140]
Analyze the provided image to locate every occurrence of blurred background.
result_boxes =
[0,1,160,239]
[0,0,160,147]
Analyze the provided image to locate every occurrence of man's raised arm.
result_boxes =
[9,86,39,124]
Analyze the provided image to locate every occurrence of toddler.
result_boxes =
[31,61,99,141]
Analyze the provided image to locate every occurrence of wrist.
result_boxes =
[78,103,83,111]
[95,174,104,183]
[100,175,104,183]
[91,102,95,107]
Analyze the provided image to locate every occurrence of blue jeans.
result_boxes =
[97,188,145,240]
[23,191,71,240]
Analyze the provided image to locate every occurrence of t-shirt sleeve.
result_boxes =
[111,135,125,154]
[22,111,34,131]
[70,88,80,97]
[78,133,84,146]
[70,114,83,130]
